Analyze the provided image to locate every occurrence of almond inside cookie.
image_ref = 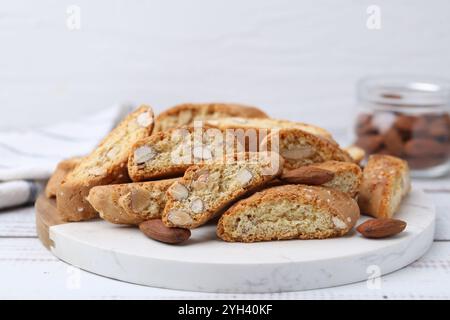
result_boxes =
[162,152,284,229]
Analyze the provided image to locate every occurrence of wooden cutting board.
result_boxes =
[35,188,436,293]
[35,195,66,250]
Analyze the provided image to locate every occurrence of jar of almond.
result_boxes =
[353,75,450,177]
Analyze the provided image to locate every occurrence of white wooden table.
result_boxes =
[0,176,449,299]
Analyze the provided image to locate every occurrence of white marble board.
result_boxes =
[43,187,435,293]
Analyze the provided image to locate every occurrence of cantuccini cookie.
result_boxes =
[217,184,360,242]
[57,105,155,221]
[286,161,362,197]
[261,128,353,171]
[128,126,243,181]
[154,103,268,132]
[87,178,177,225]
[205,117,335,143]
[162,152,284,229]
[45,157,82,198]
[358,154,411,219]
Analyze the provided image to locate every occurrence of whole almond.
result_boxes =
[429,118,449,138]
[356,218,406,239]
[139,219,191,244]
[395,115,416,132]
[355,135,383,153]
[280,167,334,185]
[404,138,446,157]
[413,116,429,136]
[406,156,447,170]
[356,114,377,135]
[384,128,404,157]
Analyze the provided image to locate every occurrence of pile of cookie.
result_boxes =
[45,103,411,244]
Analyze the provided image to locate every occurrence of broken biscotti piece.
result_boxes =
[358,154,411,219]
[343,145,366,164]
[128,126,245,181]
[162,152,284,229]
[87,178,177,225]
[154,103,268,132]
[308,161,362,197]
[280,161,362,197]
[261,128,353,171]
[217,184,360,242]
[45,157,82,198]
[205,117,335,143]
[57,105,155,221]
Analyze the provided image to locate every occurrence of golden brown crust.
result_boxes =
[45,157,82,198]
[162,152,284,229]
[261,128,353,171]
[154,103,268,132]
[128,126,227,182]
[128,125,255,182]
[87,179,177,225]
[358,155,411,218]
[205,117,335,142]
[57,105,155,221]
[217,184,360,242]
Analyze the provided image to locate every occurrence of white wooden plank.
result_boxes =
[0,238,449,299]
[0,206,37,237]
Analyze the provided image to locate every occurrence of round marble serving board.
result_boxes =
[35,187,435,293]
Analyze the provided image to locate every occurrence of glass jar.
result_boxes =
[353,75,450,178]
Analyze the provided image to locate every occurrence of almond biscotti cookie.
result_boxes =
[154,103,268,132]
[57,105,155,221]
[45,157,82,198]
[261,128,353,171]
[87,179,177,225]
[128,126,243,181]
[162,152,284,229]
[358,154,411,219]
[303,161,362,197]
[205,117,335,142]
[217,184,360,242]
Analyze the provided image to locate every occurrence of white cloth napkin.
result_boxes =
[0,104,132,210]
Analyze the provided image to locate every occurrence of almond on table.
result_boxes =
[356,218,407,239]
[139,219,191,244]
